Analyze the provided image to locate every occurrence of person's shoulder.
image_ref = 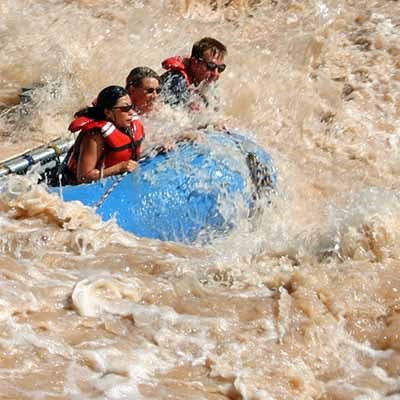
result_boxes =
[84,128,104,139]
[78,130,104,152]
[160,70,189,105]
[160,70,187,86]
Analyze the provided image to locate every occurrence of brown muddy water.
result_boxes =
[1,0,400,399]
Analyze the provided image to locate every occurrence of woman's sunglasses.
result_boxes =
[143,87,162,94]
[197,58,226,73]
[112,104,134,112]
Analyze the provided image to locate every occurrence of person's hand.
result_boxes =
[176,131,202,142]
[117,160,138,173]
[197,122,229,133]
[214,121,228,132]
[160,139,176,152]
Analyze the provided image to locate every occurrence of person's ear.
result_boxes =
[104,108,113,120]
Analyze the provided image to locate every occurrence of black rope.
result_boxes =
[94,172,127,210]
[245,152,275,199]
[223,131,275,199]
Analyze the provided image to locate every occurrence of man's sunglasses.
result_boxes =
[197,58,226,73]
[143,87,162,94]
[112,104,134,112]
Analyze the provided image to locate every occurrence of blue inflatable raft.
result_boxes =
[52,132,277,243]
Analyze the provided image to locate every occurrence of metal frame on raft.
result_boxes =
[0,138,73,178]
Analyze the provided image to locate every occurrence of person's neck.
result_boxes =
[187,59,200,86]
[132,104,144,115]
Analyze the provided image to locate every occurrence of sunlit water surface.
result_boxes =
[1,0,400,398]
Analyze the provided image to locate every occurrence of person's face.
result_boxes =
[190,49,226,85]
[128,77,161,114]
[105,95,134,129]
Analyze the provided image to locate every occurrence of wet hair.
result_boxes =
[75,85,128,120]
[191,37,227,60]
[126,67,160,89]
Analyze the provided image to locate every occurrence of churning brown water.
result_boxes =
[1,0,400,399]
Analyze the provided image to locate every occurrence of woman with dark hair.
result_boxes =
[65,85,144,184]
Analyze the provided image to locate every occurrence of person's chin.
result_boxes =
[143,104,154,113]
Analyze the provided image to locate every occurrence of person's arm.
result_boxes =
[76,133,137,183]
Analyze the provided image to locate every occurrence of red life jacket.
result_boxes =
[161,56,193,86]
[66,115,145,175]
[162,56,209,112]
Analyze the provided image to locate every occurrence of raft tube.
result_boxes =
[52,132,277,243]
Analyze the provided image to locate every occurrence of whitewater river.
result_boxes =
[1,1,400,398]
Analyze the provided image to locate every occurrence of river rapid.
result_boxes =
[1,1,400,399]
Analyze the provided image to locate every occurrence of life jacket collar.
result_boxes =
[162,56,193,85]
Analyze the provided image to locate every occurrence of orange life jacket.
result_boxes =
[66,115,144,175]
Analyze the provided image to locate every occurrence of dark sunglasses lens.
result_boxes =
[113,105,132,112]
[145,87,161,94]
[206,62,226,73]
[217,64,226,72]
